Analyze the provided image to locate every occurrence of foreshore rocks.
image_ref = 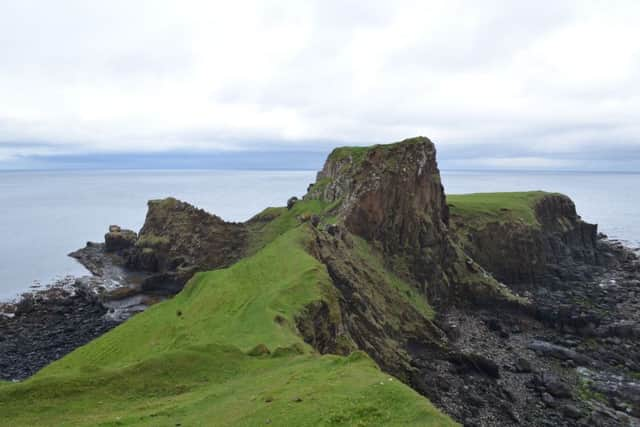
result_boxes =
[0,279,119,380]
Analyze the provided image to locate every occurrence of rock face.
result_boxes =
[306,137,512,306]
[104,227,137,252]
[125,198,248,292]
[81,198,249,295]
[450,193,601,287]
[127,198,247,278]
[303,227,448,380]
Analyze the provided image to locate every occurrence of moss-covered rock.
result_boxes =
[125,197,248,289]
[104,228,137,252]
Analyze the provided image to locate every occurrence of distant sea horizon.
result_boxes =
[1,168,638,300]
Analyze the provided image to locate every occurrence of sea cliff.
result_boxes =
[1,137,639,426]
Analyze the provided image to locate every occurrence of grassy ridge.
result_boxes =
[447,191,555,227]
[0,226,455,426]
[246,199,331,254]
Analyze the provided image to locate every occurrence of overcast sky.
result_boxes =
[1,0,639,170]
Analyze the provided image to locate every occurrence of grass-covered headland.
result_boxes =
[447,191,555,228]
[3,137,608,427]
[0,224,455,426]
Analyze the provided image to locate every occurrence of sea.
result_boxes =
[0,169,638,300]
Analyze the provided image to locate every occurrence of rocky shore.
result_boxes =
[413,239,640,426]
[0,232,166,381]
[0,278,119,380]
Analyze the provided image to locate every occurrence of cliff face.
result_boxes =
[449,193,600,287]
[309,137,449,252]
[302,227,448,381]
[305,137,515,307]
[534,194,599,266]
[121,198,247,292]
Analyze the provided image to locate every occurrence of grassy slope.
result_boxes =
[246,200,330,254]
[0,226,455,427]
[447,191,555,228]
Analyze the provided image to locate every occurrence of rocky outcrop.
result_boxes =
[535,194,599,266]
[450,193,603,287]
[104,225,137,252]
[126,198,247,280]
[305,137,515,307]
[73,198,249,295]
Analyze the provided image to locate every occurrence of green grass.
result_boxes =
[246,199,334,254]
[447,191,555,227]
[0,226,455,426]
[328,137,430,167]
[328,146,372,165]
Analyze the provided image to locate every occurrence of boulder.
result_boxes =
[528,340,591,366]
[287,196,298,210]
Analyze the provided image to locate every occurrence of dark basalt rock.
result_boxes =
[305,137,515,307]
[129,198,247,277]
[528,340,591,366]
[287,196,298,210]
[448,352,500,378]
[104,227,137,252]
[0,281,119,381]
[451,193,607,289]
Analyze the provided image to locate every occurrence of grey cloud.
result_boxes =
[0,0,639,170]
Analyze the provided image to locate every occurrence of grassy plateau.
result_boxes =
[447,191,556,228]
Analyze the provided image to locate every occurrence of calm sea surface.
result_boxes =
[0,169,638,299]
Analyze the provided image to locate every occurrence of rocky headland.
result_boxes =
[1,136,639,426]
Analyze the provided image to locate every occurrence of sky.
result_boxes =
[1,0,639,171]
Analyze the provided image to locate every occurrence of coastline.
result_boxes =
[2,231,639,424]
[0,173,638,425]
[0,277,119,380]
[0,237,167,381]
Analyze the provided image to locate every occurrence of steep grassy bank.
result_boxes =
[0,226,455,426]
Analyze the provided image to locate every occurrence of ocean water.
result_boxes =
[0,169,638,300]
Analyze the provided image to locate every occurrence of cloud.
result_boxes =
[0,0,639,169]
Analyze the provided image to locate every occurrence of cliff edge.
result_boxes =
[448,191,605,288]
